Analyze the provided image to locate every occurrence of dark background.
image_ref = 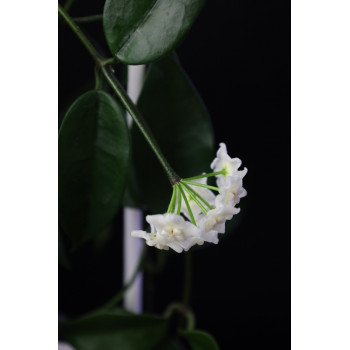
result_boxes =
[59,1,290,349]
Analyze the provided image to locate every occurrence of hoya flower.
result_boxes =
[131,213,203,253]
[216,169,248,207]
[180,177,216,221]
[131,142,247,252]
[198,196,238,236]
[211,143,247,187]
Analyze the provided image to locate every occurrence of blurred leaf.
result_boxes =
[58,91,129,249]
[159,339,185,350]
[103,0,206,64]
[132,53,214,213]
[92,225,113,255]
[59,311,170,350]
[180,330,220,350]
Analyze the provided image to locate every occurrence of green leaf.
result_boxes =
[103,0,206,64]
[180,330,220,350]
[58,90,129,248]
[59,311,170,350]
[132,54,214,213]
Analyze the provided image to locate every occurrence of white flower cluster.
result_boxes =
[131,143,247,253]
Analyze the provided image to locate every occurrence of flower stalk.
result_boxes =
[181,182,214,210]
[184,170,225,181]
[167,186,177,213]
[181,180,219,192]
[178,185,197,226]
[182,184,208,214]
[175,193,180,215]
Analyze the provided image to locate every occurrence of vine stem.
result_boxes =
[58,3,180,185]
[100,66,180,184]
[73,14,103,23]
[58,4,103,64]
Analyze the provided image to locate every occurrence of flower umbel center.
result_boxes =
[166,171,224,226]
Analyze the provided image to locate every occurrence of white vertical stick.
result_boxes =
[123,65,146,313]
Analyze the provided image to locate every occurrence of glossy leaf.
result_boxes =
[58,91,129,248]
[180,330,220,350]
[59,311,170,350]
[103,0,206,64]
[132,54,214,213]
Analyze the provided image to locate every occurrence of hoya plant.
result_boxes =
[58,0,247,349]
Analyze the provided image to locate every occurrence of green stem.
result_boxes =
[181,182,214,210]
[102,57,116,66]
[73,14,103,23]
[181,180,219,192]
[94,66,101,90]
[171,186,178,213]
[58,4,103,64]
[100,66,179,184]
[182,184,208,214]
[184,170,225,181]
[178,185,196,226]
[58,4,180,185]
[176,186,182,215]
[181,182,213,211]
[167,187,177,213]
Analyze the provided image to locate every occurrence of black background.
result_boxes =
[59,1,290,349]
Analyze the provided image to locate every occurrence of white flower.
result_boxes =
[132,142,247,252]
[211,143,246,187]
[131,213,203,253]
[197,198,238,242]
[215,169,247,207]
[180,177,216,221]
